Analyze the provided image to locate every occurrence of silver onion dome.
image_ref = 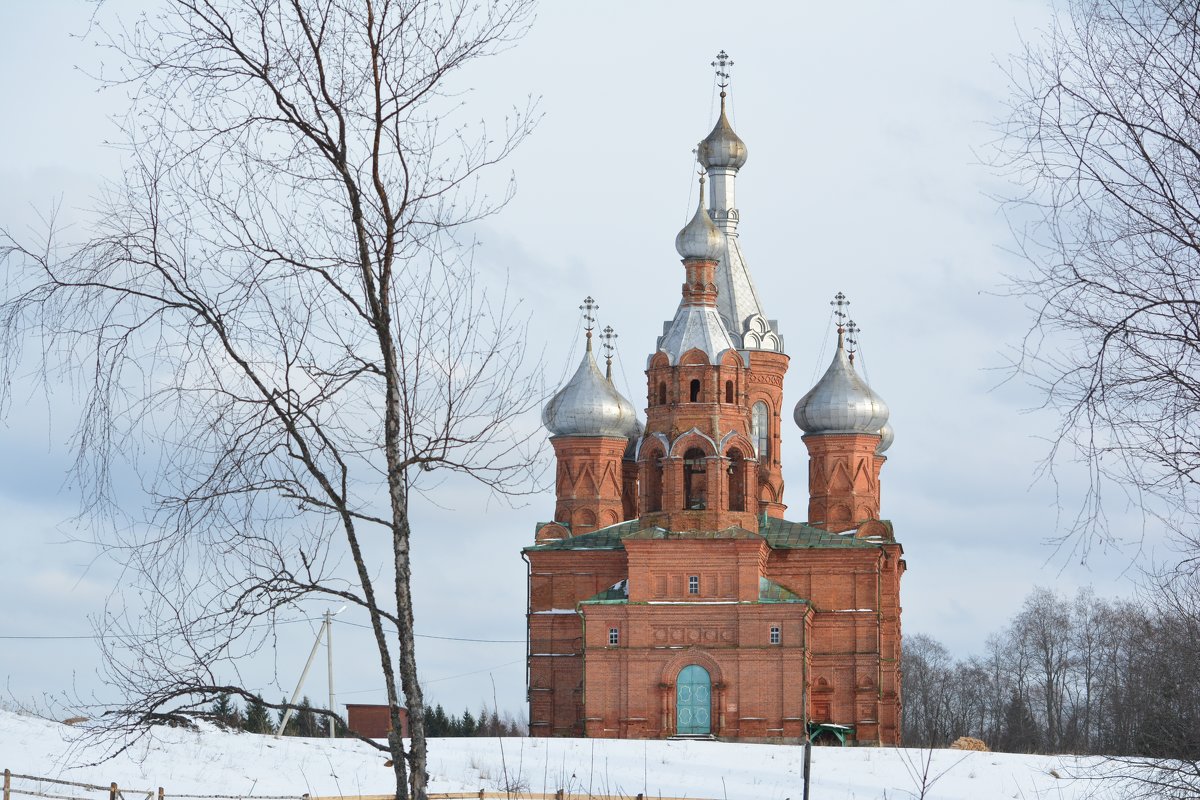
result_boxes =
[697,93,748,170]
[543,339,638,438]
[675,176,725,261]
[876,421,894,454]
[793,335,890,435]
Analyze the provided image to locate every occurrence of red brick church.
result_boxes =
[523,55,904,745]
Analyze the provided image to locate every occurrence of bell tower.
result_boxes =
[638,176,760,533]
[696,51,789,519]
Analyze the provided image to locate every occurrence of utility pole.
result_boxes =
[326,608,336,738]
[276,606,346,738]
[802,735,812,800]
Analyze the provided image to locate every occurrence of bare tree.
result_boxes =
[0,2,539,799]
[1001,0,1200,561]
[1011,587,1073,751]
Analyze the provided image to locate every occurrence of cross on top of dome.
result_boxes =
[580,295,598,344]
[601,325,618,378]
[712,50,733,91]
[830,291,850,334]
[846,320,860,364]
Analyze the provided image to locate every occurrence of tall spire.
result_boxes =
[693,51,782,354]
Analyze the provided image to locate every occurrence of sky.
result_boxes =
[0,0,1165,722]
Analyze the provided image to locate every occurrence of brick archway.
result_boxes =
[659,649,726,736]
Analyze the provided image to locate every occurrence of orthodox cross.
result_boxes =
[600,325,618,379]
[712,50,733,90]
[846,320,861,364]
[830,291,850,334]
[580,296,598,345]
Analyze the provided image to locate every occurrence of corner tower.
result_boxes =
[541,298,641,537]
[793,295,893,532]
[697,51,789,518]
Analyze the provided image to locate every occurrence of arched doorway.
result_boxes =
[675,664,711,735]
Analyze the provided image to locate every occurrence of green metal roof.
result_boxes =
[524,519,642,551]
[622,526,759,541]
[580,579,629,604]
[760,517,888,549]
[526,517,891,552]
[758,577,806,603]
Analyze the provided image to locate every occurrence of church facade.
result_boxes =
[523,60,904,745]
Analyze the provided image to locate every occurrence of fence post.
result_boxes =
[4,768,11,800]
[158,787,164,800]
[477,791,484,800]
[110,783,118,800]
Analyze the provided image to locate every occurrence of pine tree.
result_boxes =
[998,691,1041,753]
[244,696,272,734]
[459,708,477,737]
[431,704,450,738]
[211,694,240,728]
[296,696,320,737]
[277,697,298,736]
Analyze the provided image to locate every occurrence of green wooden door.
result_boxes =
[676,665,711,735]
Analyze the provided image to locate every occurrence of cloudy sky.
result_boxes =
[0,0,1159,721]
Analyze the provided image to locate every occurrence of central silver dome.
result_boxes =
[543,340,639,438]
[697,93,748,170]
[794,337,889,435]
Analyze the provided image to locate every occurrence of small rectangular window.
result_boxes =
[688,575,699,594]
[609,627,619,646]
[770,625,781,645]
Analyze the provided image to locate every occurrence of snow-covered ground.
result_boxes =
[0,709,1119,800]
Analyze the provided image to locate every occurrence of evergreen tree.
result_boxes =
[424,704,451,737]
[433,704,450,737]
[296,696,320,737]
[998,691,1040,753]
[459,708,477,737]
[210,694,241,728]
[277,697,298,736]
[244,696,272,734]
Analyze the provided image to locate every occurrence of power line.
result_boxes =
[1,617,525,644]
[334,618,524,643]
[338,658,526,696]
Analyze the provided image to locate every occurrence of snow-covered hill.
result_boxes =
[0,710,1110,799]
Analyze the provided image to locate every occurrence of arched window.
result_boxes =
[658,382,667,406]
[645,451,664,513]
[689,379,701,403]
[752,401,770,460]
[727,448,746,512]
[725,380,734,404]
[683,447,707,510]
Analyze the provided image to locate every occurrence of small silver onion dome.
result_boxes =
[543,337,638,438]
[794,334,890,435]
[675,176,724,261]
[697,93,748,170]
[876,421,894,454]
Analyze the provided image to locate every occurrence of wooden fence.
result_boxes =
[3,771,711,800]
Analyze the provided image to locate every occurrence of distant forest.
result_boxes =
[902,581,1200,758]
[208,695,526,738]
